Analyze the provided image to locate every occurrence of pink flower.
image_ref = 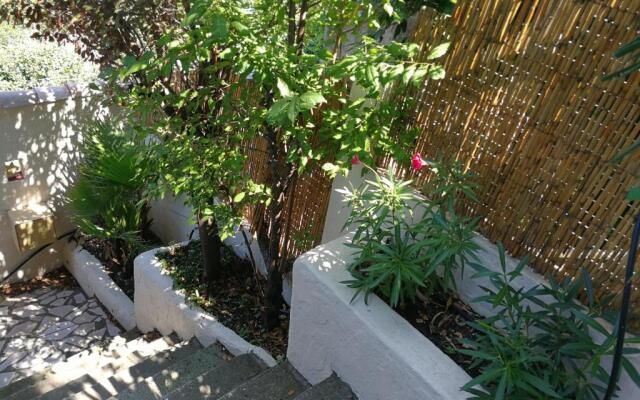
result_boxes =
[351,154,361,165]
[411,153,427,172]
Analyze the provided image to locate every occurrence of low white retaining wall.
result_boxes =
[134,244,276,367]
[287,234,471,400]
[63,241,136,330]
[289,232,640,400]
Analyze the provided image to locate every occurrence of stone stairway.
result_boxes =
[0,330,355,400]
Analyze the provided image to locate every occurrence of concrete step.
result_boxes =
[294,375,355,400]
[110,345,227,400]
[0,329,144,399]
[216,362,309,400]
[37,338,203,400]
[6,336,177,400]
[168,353,267,399]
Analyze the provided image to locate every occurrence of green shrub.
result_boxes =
[0,23,99,91]
[341,160,479,307]
[461,245,640,399]
[66,122,156,275]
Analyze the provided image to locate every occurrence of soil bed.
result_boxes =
[157,240,289,360]
[396,292,484,377]
[83,236,162,300]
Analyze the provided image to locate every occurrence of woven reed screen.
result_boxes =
[404,2,640,322]
[244,136,333,261]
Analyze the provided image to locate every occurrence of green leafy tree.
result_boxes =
[108,0,451,328]
[17,0,450,327]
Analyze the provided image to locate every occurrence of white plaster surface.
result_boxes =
[287,233,472,400]
[148,195,197,245]
[0,90,109,283]
[63,242,136,330]
[134,245,277,367]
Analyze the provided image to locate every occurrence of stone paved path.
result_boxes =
[0,286,122,388]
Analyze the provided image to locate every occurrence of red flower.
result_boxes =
[351,154,361,165]
[411,153,427,171]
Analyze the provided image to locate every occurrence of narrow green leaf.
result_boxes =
[627,186,640,201]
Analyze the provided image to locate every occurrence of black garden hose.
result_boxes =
[603,213,640,400]
[0,229,76,285]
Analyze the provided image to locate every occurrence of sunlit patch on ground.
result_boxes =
[0,272,121,388]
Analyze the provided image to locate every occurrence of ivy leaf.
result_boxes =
[277,77,291,97]
[388,64,404,79]
[322,162,341,177]
[627,186,640,201]
[427,42,451,60]
[299,91,326,110]
[411,66,430,85]
[402,64,416,84]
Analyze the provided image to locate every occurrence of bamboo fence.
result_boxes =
[405,1,640,324]
[242,0,640,324]
[244,136,333,263]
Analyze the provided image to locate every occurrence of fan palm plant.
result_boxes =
[67,122,155,277]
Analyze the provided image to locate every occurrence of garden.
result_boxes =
[1,0,640,399]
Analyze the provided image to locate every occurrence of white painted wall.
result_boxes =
[288,233,472,400]
[0,85,109,283]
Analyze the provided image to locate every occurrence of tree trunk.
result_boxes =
[264,266,284,328]
[262,121,294,329]
[198,215,222,297]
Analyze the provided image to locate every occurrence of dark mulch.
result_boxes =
[83,238,136,300]
[397,292,484,377]
[157,240,289,360]
[82,236,162,301]
[0,268,77,297]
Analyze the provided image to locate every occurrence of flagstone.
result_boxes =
[49,304,76,318]
[0,283,121,389]
[7,321,38,337]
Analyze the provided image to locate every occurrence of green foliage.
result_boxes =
[109,0,451,252]
[461,246,640,399]
[604,35,640,201]
[67,122,157,268]
[0,23,98,91]
[341,161,479,307]
[604,35,640,81]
